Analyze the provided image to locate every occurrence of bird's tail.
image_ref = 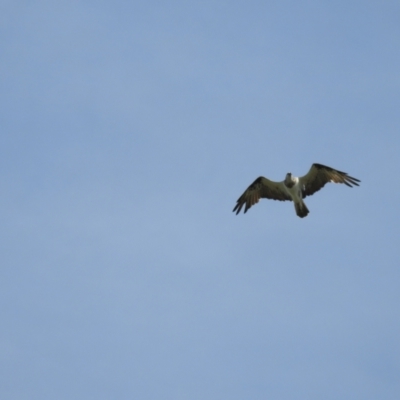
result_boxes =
[295,200,309,218]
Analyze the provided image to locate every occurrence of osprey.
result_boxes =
[233,163,360,218]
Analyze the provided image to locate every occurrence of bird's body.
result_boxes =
[233,163,360,218]
[283,174,309,217]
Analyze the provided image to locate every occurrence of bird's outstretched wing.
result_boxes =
[233,177,291,214]
[300,163,360,198]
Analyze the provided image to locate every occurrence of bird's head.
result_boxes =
[284,172,294,187]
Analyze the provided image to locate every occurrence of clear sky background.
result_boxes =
[1,1,399,399]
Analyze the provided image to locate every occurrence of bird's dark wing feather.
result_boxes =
[233,177,291,215]
[300,163,360,198]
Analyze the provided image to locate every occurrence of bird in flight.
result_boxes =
[233,163,360,218]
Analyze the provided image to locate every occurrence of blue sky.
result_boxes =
[1,1,399,399]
